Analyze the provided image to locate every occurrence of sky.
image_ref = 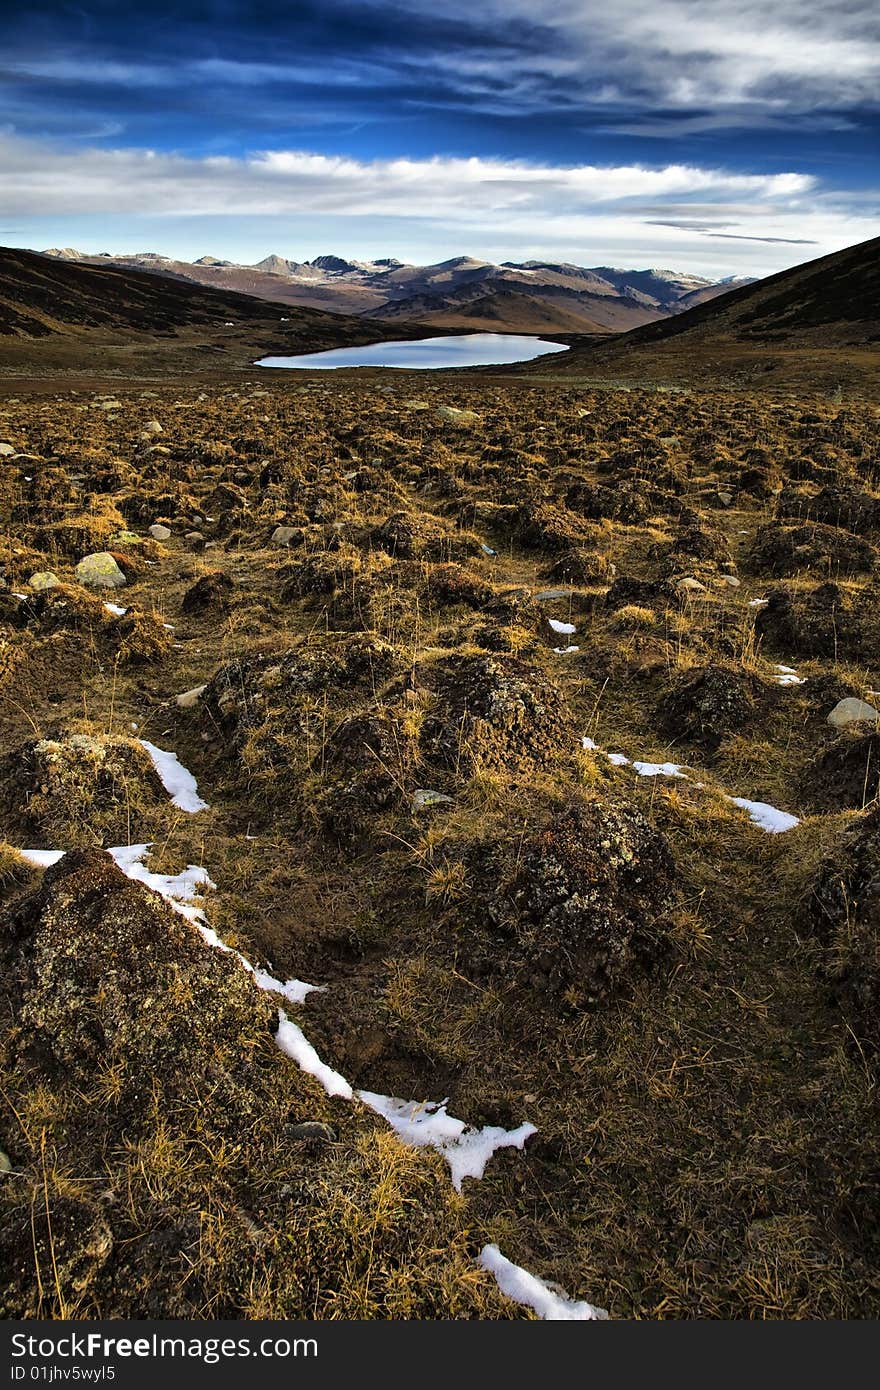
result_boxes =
[0,0,877,277]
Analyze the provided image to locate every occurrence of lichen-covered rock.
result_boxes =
[75,551,127,590]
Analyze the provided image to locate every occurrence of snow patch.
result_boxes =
[139,739,209,813]
[478,1244,607,1321]
[359,1093,536,1192]
[548,618,576,635]
[726,797,800,834]
[276,1009,354,1100]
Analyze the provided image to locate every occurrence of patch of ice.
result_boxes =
[726,797,800,834]
[553,645,580,655]
[748,597,769,608]
[103,602,127,617]
[276,1009,354,1100]
[478,1244,607,1321]
[607,751,630,766]
[358,1093,536,1192]
[548,618,576,635]
[139,739,209,813]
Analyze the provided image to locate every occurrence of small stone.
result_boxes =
[413,788,455,809]
[148,523,172,541]
[271,525,299,546]
[0,442,15,457]
[143,420,163,434]
[717,492,734,506]
[0,1148,12,1175]
[719,574,741,588]
[285,1122,337,1144]
[75,552,127,590]
[29,571,60,591]
[536,588,573,601]
[827,697,880,729]
[184,531,206,551]
[176,684,207,709]
[676,576,708,594]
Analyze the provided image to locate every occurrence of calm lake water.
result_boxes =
[256,332,569,370]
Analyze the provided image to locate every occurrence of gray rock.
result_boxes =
[176,684,207,710]
[184,531,206,551]
[285,1122,337,1144]
[719,574,741,588]
[29,571,60,591]
[0,443,15,457]
[827,697,880,728]
[0,1147,11,1175]
[436,405,480,427]
[271,525,299,546]
[148,523,172,541]
[536,587,573,601]
[413,788,455,809]
[75,552,127,590]
[676,576,708,594]
[717,491,734,507]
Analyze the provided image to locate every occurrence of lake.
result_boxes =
[255,332,569,370]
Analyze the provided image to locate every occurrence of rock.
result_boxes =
[271,525,299,547]
[148,524,172,541]
[29,571,60,591]
[176,684,207,710]
[284,1122,337,1144]
[719,574,741,588]
[436,406,480,427]
[828,698,880,728]
[412,788,454,810]
[107,531,141,546]
[535,588,573,602]
[0,442,15,457]
[717,491,734,506]
[184,531,206,551]
[676,576,708,594]
[0,1147,12,1174]
[75,552,127,590]
[143,420,163,435]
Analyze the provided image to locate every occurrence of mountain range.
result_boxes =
[40,248,754,334]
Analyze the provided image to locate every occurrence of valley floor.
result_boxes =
[1,373,878,1318]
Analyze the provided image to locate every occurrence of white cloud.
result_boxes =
[1,133,875,277]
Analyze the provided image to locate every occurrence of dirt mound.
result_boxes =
[0,851,499,1318]
[808,807,880,1051]
[181,569,235,614]
[660,664,766,751]
[798,725,880,814]
[751,521,877,577]
[447,798,675,1006]
[755,583,878,661]
[418,653,573,778]
[0,734,166,847]
[202,634,401,780]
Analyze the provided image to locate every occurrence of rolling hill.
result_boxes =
[0,245,412,378]
[528,236,880,392]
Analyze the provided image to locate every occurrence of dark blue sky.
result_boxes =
[1,0,877,273]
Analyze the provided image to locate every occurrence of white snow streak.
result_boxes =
[478,1245,607,1321]
[139,739,209,812]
